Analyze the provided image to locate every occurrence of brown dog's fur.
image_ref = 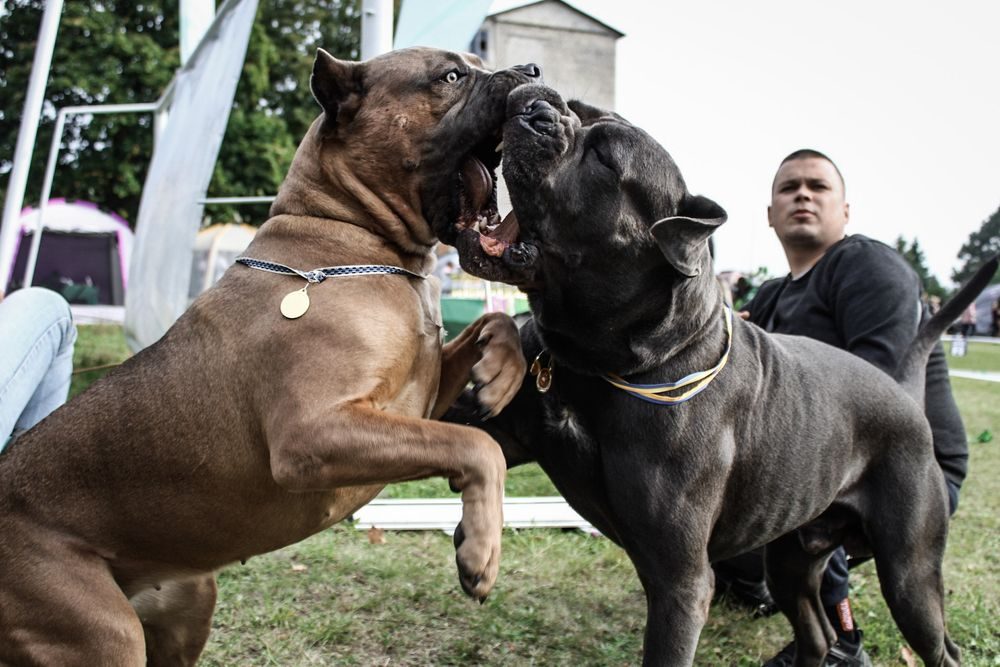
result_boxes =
[0,48,534,665]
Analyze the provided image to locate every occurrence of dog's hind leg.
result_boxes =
[866,472,960,666]
[130,573,218,667]
[764,531,836,667]
[0,530,146,665]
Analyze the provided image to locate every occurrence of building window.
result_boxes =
[469,29,489,59]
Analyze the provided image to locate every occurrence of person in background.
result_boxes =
[714,149,968,667]
[0,286,77,451]
[992,297,1000,337]
[958,301,977,338]
[927,294,942,316]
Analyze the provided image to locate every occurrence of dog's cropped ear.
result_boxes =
[567,99,623,125]
[650,194,728,278]
[310,48,363,133]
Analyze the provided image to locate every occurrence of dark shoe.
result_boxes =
[826,633,872,667]
[761,634,872,667]
[713,568,779,617]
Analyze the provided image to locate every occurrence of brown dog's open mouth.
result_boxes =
[456,136,521,257]
[450,121,539,288]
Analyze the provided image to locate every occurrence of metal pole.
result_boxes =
[199,196,276,205]
[20,103,161,288]
[21,109,68,287]
[180,0,215,65]
[361,0,393,60]
[0,0,64,293]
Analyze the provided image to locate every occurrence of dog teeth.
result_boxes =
[472,215,492,234]
[495,140,504,153]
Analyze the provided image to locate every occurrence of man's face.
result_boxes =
[767,157,849,251]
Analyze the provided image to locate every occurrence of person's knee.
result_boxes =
[11,287,77,351]
[8,286,70,317]
[820,548,851,606]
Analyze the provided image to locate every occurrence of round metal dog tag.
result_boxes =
[280,288,310,319]
[536,368,552,393]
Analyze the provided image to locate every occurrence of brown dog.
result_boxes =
[0,48,538,665]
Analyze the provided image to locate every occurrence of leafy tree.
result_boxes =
[951,205,1000,286]
[209,0,361,223]
[1,0,180,222]
[0,0,361,227]
[730,266,771,311]
[894,236,946,299]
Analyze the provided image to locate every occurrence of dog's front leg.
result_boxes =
[635,556,715,666]
[268,409,505,600]
[433,312,526,419]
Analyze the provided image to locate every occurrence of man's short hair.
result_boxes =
[775,148,845,193]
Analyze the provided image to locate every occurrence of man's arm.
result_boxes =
[824,240,922,375]
[742,277,785,327]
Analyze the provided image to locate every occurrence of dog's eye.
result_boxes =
[441,69,463,84]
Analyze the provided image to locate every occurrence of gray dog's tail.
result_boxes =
[895,254,999,398]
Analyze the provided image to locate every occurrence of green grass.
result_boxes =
[70,328,1000,665]
[70,324,131,398]
[199,419,999,666]
[387,462,559,499]
[942,338,1000,373]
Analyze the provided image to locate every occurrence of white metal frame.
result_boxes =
[18,97,174,288]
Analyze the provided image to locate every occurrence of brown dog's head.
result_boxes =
[270,47,540,255]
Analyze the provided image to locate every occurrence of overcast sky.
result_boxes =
[491,0,1000,285]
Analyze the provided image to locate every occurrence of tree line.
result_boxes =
[1,0,362,226]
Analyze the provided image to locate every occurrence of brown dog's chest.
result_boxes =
[386,275,446,417]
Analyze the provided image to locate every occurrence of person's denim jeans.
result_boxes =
[1,287,77,450]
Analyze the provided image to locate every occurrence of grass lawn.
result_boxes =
[71,328,1000,665]
[942,338,1000,375]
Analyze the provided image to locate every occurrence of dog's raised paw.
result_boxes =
[454,526,500,600]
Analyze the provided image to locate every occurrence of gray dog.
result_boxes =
[449,83,997,666]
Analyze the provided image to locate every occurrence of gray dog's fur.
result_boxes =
[450,83,997,666]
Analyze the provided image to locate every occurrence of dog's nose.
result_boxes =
[523,98,553,117]
[512,63,542,79]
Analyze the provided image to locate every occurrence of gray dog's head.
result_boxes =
[455,83,728,371]
[457,83,727,289]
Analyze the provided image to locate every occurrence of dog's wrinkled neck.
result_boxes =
[535,264,726,378]
[270,122,437,259]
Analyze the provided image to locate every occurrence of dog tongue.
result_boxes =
[480,210,519,257]
[461,156,492,212]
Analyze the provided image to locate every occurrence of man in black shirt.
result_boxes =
[730,149,967,667]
